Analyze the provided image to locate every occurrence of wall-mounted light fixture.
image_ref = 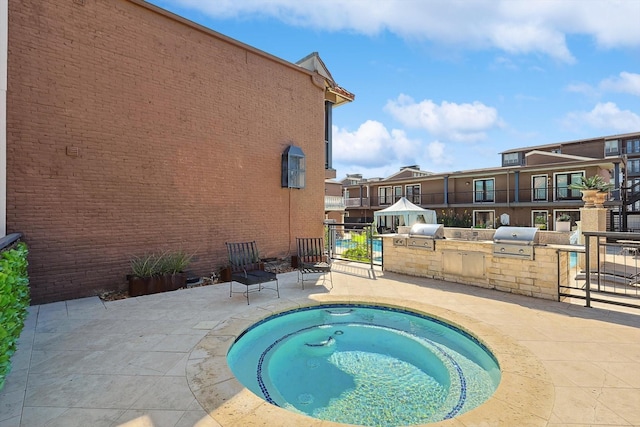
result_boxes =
[282,145,305,189]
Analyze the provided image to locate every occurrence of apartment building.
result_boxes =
[6,0,353,303]
[343,132,640,232]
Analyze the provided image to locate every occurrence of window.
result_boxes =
[532,211,548,229]
[502,152,522,166]
[473,210,495,228]
[555,172,583,200]
[394,186,402,202]
[406,185,421,204]
[378,187,393,205]
[281,145,305,189]
[605,139,619,156]
[626,139,640,154]
[532,175,548,201]
[324,101,333,169]
[474,178,494,203]
[628,159,640,174]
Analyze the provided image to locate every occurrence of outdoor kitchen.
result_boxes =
[383,224,574,301]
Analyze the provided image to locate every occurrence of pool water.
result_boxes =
[227,304,501,426]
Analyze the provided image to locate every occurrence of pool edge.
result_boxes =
[187,294,554,427]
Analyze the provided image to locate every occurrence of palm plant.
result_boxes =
[568,175,613,192]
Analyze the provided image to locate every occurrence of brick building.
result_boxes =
[5,0,353,303]
[343,133,639,232]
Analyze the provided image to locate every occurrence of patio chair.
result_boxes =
[296,237,333,289]
[225,241,279,304]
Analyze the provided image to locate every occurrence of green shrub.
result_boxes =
[343,245,370,262]
[160,251,193,274]
[438,209,472,227]
[0,242,29,392]
[342,231,371,262]
[130,251,192,278]
[130,253,162,278]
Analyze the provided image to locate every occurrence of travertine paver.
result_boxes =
[0,264,639,426]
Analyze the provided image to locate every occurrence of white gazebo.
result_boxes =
[374,197,437,231]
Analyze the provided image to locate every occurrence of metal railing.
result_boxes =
[325,223,382,268]
[344,187,594,208]
[559,231,640,309]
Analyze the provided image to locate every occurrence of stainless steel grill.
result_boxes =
[407,223,445,250]
[493,226,539,260]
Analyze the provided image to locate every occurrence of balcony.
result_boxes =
[325,195,346,211]
[363,187,607,208]
[345,197,370,208]
[341,184,625,211]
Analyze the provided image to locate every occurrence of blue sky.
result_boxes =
[148,0,640,180]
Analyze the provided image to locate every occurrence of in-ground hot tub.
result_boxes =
[227,303,501,427]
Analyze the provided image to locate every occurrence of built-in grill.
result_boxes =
[406,223,445,250]
[492,226,539,260]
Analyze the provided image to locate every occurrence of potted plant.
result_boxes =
[555,214,572,232]
[568,175,613,208]
[128,253,162,297]
[161,250,192,291]
[128,251,192,296]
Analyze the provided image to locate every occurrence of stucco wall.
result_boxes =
[7,0,326,303]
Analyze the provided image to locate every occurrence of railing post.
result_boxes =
[329,224,336,259]
[556,249,560,302]
[585,233,591,308]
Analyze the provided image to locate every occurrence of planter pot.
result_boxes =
[219,267,231,283]
[580,189,599,208]
[555,221,571,232]
[127,275,147,297]
[594,191,608,208]
[291,255,299,268]
[147,275,164,294]
[169,272,187,291]
[128,274,183,296]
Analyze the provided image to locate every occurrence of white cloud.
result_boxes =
[425,140,452,166]
[566,72,640,100]
[565,82,597,97]
[600,72,640,97]
[384,95,501,142]
[563,102,640,132]
[332,122,456,176]
[332,121,417,168]
[489,23,573,63]
[158,0,640,62]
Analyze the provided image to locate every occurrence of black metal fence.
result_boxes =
[325,223,382,268]
[558,231,640,309]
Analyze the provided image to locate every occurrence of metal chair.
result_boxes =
[296,237,333,289]
[225,241,279,304]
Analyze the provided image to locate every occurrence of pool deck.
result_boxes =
[1,263,640,426]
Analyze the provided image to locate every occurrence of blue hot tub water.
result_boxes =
[227,304,501,427]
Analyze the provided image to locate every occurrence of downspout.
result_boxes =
[0,2,7,237]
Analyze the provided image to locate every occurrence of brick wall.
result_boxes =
[7,0,327,303]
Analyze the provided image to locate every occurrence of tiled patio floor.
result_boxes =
[1,263,640,426]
